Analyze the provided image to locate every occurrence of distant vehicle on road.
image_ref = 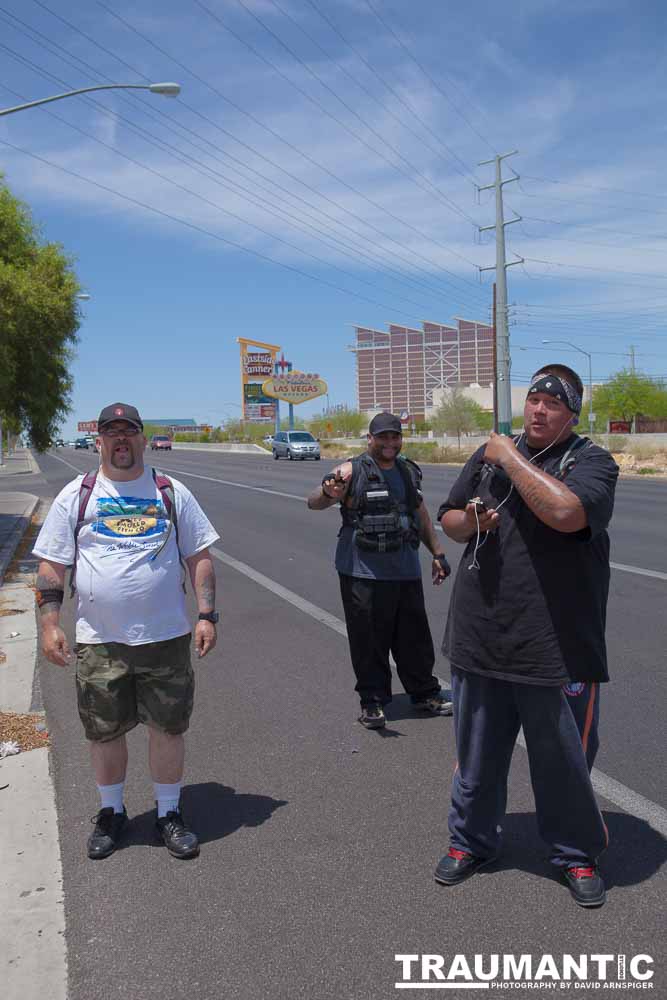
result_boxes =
[55,438,65,448]
[74,438,89,450]
[272,431,320,461]
[151,435,172,451]
[84,436,96,449]
[263,435,274,444]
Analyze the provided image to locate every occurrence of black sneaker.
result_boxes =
[562,864,606,908]
[434,847,496,885]
[155,807,200,859]
[87,806,128,860]
[358,705,386,729]
[413,690,453,716]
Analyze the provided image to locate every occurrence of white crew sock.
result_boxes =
[97,782,125,814]
[154,782,182,818]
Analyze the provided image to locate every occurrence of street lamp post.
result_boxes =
[542,340,594,437]
[0,82,180,117]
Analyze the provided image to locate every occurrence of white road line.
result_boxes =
[211,546,667,837]
[164,466,305,502]
[211,547,347,636]
[48,455,667,580]
[47,451,93,474]
[609,561,667,581]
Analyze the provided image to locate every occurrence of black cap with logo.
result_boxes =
[368,411,402,435]
[97,402,144,431]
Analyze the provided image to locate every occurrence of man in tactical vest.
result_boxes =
[307,411,452,730]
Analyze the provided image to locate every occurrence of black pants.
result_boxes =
[449,669,607,867]
[338,574,441,707]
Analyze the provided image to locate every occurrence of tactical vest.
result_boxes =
[340,454,422,553]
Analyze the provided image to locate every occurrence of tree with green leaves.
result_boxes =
[592,369,667,426]
[308,406,366,439]
[0,176,81,451]
[431,386,487,450]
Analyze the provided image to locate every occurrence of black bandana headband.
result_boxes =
[528,373,582,415]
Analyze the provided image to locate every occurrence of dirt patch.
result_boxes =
[0,711,50,752]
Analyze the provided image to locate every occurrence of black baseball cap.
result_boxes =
[97,402,144,431]
[368,411,402,435]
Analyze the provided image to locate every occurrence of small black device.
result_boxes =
[198,611,219,624]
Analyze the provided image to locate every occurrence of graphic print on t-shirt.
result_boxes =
[92,496,168,539]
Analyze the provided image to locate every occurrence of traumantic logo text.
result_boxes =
[395,954,655,990]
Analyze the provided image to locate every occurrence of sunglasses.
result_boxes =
[99,426,142,437]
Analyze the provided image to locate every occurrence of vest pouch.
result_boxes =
[354,511,403,552]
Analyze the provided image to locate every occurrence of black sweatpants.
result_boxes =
[448,668,607,868]
[339,573,441,707]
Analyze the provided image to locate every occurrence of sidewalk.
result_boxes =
[0,450,65,1000]
[0,451,41,587]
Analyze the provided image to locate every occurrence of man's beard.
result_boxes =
[110,447,136,469]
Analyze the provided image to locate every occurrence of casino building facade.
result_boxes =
[350,318,494,421]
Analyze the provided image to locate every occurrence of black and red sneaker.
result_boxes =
[434,847,496,886]
[562,864,606,908]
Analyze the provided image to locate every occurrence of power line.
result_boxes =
[0,137,489,325]
[0,79,479,318]
[512,223,667,256]
[521,255,667,281]
[523,174,667,204]
[363,0,499,154]
[192,0,483,238]
[518,214,667,243]
[267,0,478,185]
[92,0,488,296]
[514,184,667,218]
[303,0,480,183]
[8,3,489,304]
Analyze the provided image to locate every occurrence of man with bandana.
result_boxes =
[433,364,618,908]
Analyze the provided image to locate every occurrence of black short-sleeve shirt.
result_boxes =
[438,435,619,685]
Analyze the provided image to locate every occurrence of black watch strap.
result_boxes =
[198,611,219,624]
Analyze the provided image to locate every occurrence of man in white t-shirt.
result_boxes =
[34,403,220,861]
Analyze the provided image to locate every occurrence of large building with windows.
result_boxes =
[350,318,494,419]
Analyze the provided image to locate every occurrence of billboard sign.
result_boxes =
[245,403,276,423]
[78,421,98,432]
[262,371,328,405]
[243,352,274,377]
[244,383,275,404]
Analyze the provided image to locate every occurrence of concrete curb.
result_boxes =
[0,494,40,587]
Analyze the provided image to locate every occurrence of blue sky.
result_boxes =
[1,0,666,435]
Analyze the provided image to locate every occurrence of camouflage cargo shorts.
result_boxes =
[74,634,194,742]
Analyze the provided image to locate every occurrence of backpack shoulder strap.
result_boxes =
[75,470,98,535]
[556,436,592,479]
[70,469,98,596]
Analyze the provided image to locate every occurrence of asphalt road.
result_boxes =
[17,448,667,999]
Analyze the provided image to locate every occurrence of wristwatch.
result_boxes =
[198,611,219,624]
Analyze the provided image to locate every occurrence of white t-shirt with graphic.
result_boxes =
[33,468,220,645]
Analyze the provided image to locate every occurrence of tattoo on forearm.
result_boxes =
[197,571,216,610]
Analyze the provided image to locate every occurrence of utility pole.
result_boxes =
[629,345,636,373]
[478,152,523,435]
[492,283,498,433]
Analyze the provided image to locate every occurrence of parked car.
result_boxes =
[151,435,172,451]
[74,438,89,449]
[272,431,320,461]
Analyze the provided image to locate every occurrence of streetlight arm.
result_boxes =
[0,83,180,117]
